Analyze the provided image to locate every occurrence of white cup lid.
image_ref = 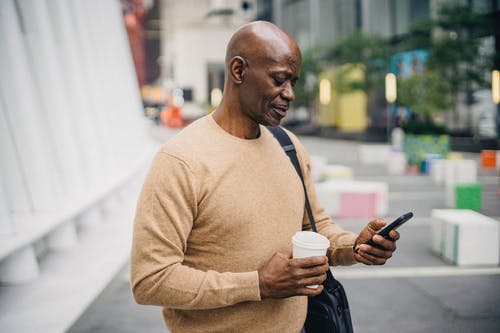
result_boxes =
[292,231,330,250]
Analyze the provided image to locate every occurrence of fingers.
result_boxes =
[289,257,329,295]
[372,235,397,251]
[296,273,327,289]
[292,256,328,269]
[258,254,330,299]
[368,219,386,232]
[388,230,401,241]
[298,284,324,297]
[355,245,391,265]
[354,220,401,266]
[290,257,329,279]
[355,234,397,265]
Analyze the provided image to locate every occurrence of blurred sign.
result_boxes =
[389,49,429,125]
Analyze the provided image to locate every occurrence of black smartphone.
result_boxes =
[363,212,414,248]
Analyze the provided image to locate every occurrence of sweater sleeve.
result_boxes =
[289,134,358,266]
[130,151,261,310]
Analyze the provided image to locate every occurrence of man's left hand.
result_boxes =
[353,219,400,265]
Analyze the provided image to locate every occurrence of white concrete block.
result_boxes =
[387,151,407,175]
[431,159,446,185]
[316,180,388,217]
[431,209,499,266]
[430,215,445,254]
[316,181,341,216]
[320,164,354,181]
[310,155,328,182]
[422,154,442,175]
[444,160,477,186]
[358,144,391,165]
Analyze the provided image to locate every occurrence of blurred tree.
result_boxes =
[293,50,321,108]
[398,71,452,134]
[401,4,494,130]
[324,32,390,96]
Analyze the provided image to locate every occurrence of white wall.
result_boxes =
[160,0,255,104]
[173,27,234,102]
[0,0,149,247]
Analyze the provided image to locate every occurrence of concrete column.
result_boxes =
[45,221,79,251]
[0,94,31,214]
[66,0,116,180]
[0,175,13,236]
[16,0,87,197]
[89,0,149,162]
[0,0,63,212]
[0,246,40,284]
[45,0,106,190]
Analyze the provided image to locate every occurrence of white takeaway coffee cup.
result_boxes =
[292,231,330,288]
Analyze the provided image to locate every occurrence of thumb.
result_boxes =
[368,219,386,232]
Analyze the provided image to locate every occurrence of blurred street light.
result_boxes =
[210,88,222,107]
[385,73,397,103]
[319,79,331,105]
[492,70,500,104]
[385,73,397,143]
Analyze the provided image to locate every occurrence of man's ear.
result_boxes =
[229,56,247,84]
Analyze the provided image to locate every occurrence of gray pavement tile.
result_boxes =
[341,277,451,332]
[341,277,500,333]
[67,266,168,333]
[407,275,500,318]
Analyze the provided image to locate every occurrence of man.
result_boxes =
[131,21,399,332]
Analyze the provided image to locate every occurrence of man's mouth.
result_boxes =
[270,104,288,117]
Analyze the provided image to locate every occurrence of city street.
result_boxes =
[68,125,500,333]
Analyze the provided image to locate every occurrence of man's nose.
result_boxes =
[281,82,295,101]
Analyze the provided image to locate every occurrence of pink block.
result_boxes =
[339,192,376,218]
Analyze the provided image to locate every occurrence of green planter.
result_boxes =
[403,134,450,167]
[455,183,482,211]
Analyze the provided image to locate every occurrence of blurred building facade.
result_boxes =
[270,0,499,139]
[152,0,498,139]
[275,0,429,50]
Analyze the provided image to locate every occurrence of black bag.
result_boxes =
[268,126,354,333]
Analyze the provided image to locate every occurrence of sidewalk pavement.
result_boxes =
[68,128,500,333]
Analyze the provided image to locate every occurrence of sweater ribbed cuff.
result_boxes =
[230,271,261,303]
[331,233,358,266]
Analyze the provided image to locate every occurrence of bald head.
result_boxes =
[215,21,301,133]
[225,21,301,69]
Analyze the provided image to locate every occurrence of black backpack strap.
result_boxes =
[268,125,340,286]
[267,126,317,233]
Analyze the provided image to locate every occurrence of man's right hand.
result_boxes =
[258,252,329,299]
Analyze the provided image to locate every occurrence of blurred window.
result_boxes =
[182,88,193,102]
[207,63,224,104]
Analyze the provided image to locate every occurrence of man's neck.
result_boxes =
[212,107,260,139]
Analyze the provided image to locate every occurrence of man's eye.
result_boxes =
[273,77,285,86]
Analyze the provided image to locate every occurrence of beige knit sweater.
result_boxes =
[131,115,357,333]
